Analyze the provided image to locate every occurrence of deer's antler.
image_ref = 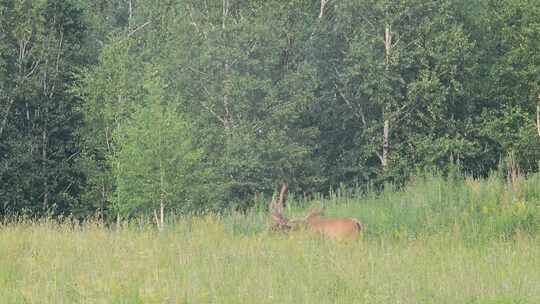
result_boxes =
[270,184,311,231]
[269,184,292,231]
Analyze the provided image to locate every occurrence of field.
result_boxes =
[1,172,539,303]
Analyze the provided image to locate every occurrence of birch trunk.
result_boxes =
[222,0,232,130]
[158,156,165,231]
[381,24,392,170]
[382,119,389,168]
[319,0,328,19]
[160,200,164,230]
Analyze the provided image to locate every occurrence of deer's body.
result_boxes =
[306,212,362,240]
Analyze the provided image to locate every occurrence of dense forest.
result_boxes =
[0,0,539,220]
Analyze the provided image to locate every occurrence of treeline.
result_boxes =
[0,0,539,219]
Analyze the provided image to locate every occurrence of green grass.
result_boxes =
[1,171,539,303]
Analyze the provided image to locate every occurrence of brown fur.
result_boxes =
[305,211,362,241]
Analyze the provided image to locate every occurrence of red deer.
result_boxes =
[269,184,363,240]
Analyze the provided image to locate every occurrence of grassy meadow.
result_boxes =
[1,172,540,303]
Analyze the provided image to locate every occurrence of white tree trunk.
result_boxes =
[319,0,328,19]
[385,25,391,66]
[157,158,165,231]
[382,119,389,168]
[222,0,233,130]
[154,203,165,231]
[160,200,164,230]
[381,24,392,170]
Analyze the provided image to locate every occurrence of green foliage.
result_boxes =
[73,34,147,217]
[111,74,207,216]
[331,0,478,181]
[465,0,540,172]
[2,0,540,218]
[0,0,89,217]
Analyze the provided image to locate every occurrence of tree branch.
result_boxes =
[200,101,227,126]
[127,21,151,38]
[375,150,384,164]
[335,84,367,127]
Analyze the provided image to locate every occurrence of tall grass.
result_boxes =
[1,171,539,303]
[279,170,540,241]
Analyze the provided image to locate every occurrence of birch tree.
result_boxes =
[111,73,202,226]
[333,0,475,178]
